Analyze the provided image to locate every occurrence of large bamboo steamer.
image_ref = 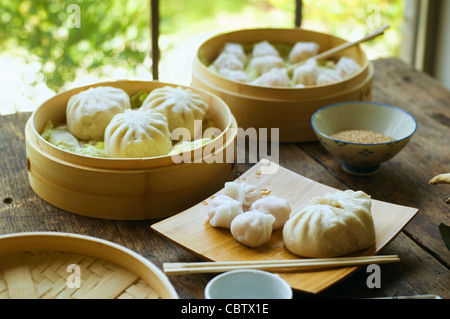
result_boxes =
[0,232,178,299]
[25,81,238,220]
[191,28,373,142]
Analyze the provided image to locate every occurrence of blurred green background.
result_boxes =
[0,0,403,114]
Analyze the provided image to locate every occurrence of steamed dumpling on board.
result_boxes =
[251,68,290,87]
[223,181,262,207]
[141,86,209,140]
[288,41,320,64]
[249,55,285,75]
[292,58,320,86]
[336,56,360,78]
[104,109,172,158]
[230,210,275,247]
[252,40,280,58]
[66,86,131,140]
[249,196,291,229]
[207,195,244,229]
[283,190,376,258]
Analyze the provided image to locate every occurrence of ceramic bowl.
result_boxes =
[311,101,417,175]
[204,269,292,299]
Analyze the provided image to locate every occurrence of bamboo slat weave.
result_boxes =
[0,251,160,299]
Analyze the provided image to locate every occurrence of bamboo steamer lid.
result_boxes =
[25,81,237,220]
[191,28,373,142]
[0,232,178,299]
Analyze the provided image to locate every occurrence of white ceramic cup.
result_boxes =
[204,269,292,299]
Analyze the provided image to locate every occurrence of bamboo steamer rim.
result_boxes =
[193,61,374,104]
[26,115,238,175]
[195,28,370,97]
[0,231,179,299]
[30,80,235,169]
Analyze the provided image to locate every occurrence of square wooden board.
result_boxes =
[151,161,418,294]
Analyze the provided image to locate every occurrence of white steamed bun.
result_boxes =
[141,86,209,140]
[104,109,172,158]
[66,86,131,140]
[283,190,376,257]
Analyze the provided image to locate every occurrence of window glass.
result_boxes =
[158,0,296,85]
[301,0,404,59]
[0,0,150,115]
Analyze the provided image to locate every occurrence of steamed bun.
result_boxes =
[104,109,172,158]
[66,86,131,140]
[283,190,376,257]
[141,86,209,140]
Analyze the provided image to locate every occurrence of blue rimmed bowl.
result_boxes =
[311,101,417,175]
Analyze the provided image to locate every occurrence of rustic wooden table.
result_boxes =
[0,58,448,299]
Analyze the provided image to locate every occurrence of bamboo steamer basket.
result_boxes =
[191,28,374,142]
[25,80,238,220]
[0,232,178,299]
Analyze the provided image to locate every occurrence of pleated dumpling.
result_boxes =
[104,109,172,158]
[223,181,262,208]
[288,41,320,64]
[207,195,243,229]
[250,196,291,229]
[249,55,284,75]
[66,86,130,140]
[222,42,247,64]
[140,86,209,140]
[292,58,319,86]
[230,210,275,247]
[252,41,279,58]
[335,56,360,78]
[251,68,290,87]
[316,69,343,85]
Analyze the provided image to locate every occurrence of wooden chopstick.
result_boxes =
[163,255,400,275]
[287,24,390,73]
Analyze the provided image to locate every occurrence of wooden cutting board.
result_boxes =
[152,161,419,293]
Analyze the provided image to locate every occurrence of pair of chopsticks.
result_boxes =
[287,24,390,73]
[163,255,399,275]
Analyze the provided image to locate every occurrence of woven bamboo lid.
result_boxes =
[0,232,178,299]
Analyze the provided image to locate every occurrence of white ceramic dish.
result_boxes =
[204,269,292,299]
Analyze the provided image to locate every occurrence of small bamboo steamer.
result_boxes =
[25,81,238,220]
[191,28,373,142]
[0,232,178,299]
